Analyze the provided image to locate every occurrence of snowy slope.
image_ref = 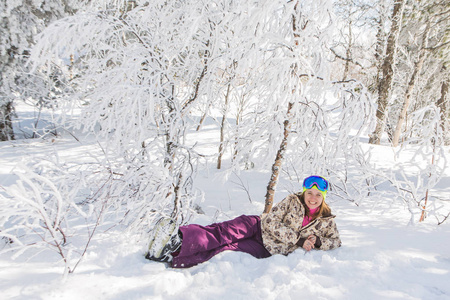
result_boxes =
[1,105,450,300]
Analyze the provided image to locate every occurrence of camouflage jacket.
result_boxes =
[260,194,341,255]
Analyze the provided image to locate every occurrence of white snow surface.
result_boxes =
[1,106,450,300]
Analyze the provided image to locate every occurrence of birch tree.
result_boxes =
[196,0,376,212]
[426,1,449,145]
[25,0,377,220]
[370,0,406,144]
[29,1,222,229]
[392,22,430,146]
[391,0,450,146]
[437,65,449,144]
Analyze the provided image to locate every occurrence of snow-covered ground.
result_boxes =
[1,104,450,300]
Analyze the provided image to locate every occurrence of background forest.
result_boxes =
[1,0,449,289]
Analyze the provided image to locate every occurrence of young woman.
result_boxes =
[146,175,341,268]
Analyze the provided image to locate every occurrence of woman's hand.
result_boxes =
[302,235,316,251]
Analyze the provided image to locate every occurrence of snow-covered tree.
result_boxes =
[29,0,237,231]
[369,0,406,145]
[0,0,86,140]
[2,0,449,278]
[25,0,376,226]
[330,0,378,84]
[390,0,450,146]
[1,161,107,277]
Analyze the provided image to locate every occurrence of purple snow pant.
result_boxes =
[171,215,271,268]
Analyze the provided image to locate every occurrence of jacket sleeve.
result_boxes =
[296,236,322,248]
[316,217,341,250]
[261,196,300,247]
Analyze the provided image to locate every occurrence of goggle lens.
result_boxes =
[303,176,329,192]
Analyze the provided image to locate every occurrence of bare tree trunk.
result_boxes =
[374,2,386,68]
[263,2,301,213]
[164,61,208,217]
[0,101,15,141]
[420,130,437,222]
[196,101,211,131]
[263,102,294,213]
[217,84,231,169]
[232,94,245,164]
[437,65,449,145]
[342,19,353,81]
[369,0,405,145]
[392,24,429,146]
[371,0,387,100]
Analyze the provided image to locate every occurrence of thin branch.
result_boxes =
[329,47,364,68]
[70,199,107,274]
[437,211,450,225]
[231,172,252,203]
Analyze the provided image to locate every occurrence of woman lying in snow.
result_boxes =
[145,175,341,268]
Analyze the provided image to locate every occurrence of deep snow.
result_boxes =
[1,104,450,300]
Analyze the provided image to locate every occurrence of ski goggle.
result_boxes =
[302,175,329,192]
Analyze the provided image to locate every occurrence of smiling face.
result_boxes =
[304,188,324,210]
